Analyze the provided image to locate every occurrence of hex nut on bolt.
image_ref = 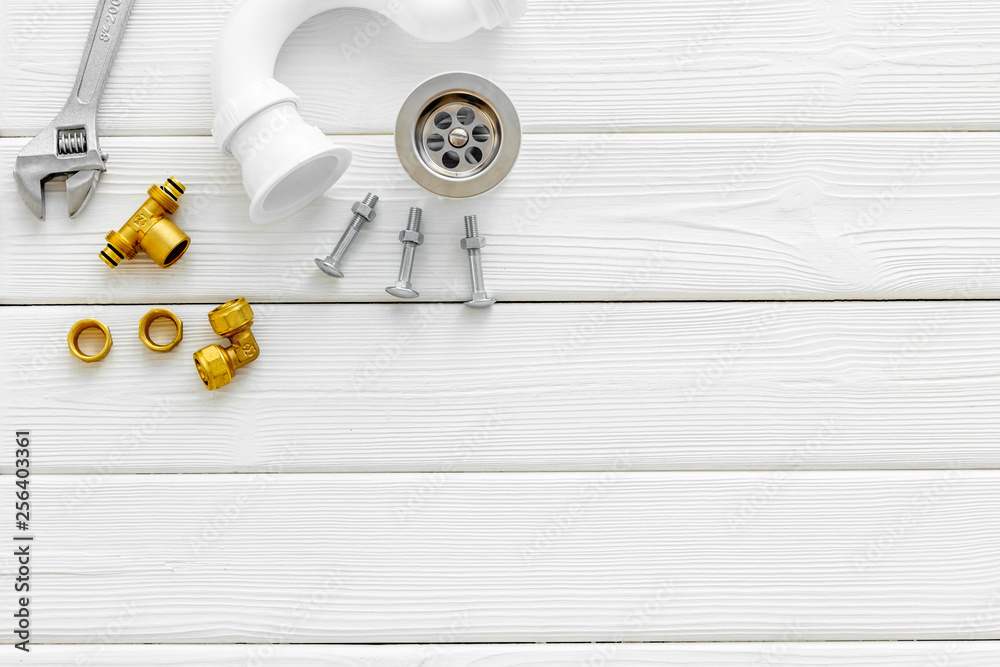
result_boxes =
[461,215,496,308]
[316,193,380,278]
[386,207,424,299]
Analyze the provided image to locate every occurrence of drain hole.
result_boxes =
[427,134,445,151]
[457,107,475,125]
[434,112,452,130]
[442,151,461,169]
[472,125,491,142]
[466,146,483,165]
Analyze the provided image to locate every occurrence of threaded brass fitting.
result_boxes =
[192,298,259,390]
[101,178,191,268]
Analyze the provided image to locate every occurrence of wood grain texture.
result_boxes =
[2,472,998,642]
[3,302,998,473]
[17,643,1000,666]
[3,0,1000,135]
[3,133,1000,304]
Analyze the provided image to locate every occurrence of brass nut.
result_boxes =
[101,178,191,269]
[193,298,259,390]
[207,297,254,336]
[193,344,233,390]
[68,319,112,363]
[139,308,184,352]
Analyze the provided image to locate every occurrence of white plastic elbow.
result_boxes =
[212,0,527,224]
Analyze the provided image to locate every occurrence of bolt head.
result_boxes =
[464,292,496,308]
[399,229,424,245]
[315,257,344,278]
[352,201,376,221]
[461,236,485,250]
[449,127,470,148]
[386,281,419,299]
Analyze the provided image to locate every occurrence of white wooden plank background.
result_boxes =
[2,0,999,660]
[3,0,1000,135]
[15,643,1000,667]
[2,133,999,304]
[1,472,998,643]
[2,302,999,473]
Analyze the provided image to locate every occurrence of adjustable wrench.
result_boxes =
[13,0,135,220]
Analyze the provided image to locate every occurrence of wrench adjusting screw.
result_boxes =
[315,193,379,278]
[461,215,496,308]
[386,207,425,299]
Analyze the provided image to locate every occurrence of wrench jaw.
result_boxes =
[12,163,46,221]
[66,169,103,219]
[12,125,107,220]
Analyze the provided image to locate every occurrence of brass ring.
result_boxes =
[67,319,113,363]
[139,308,183,352]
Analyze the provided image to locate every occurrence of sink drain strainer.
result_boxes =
[395,72,520,198]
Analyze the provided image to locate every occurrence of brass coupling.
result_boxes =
[101,178,191,269]
[67,318,113,363]
[139,308,184,352]
[192,298,259,390]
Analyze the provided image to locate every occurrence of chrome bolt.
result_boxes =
[386,207,424,299]
[315,193,379,278]
[461,215,496,308]
[449,127,469,147]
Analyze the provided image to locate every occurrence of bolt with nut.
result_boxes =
[315,193,379,278]
[386,207,425,299]
[461,214,496,308]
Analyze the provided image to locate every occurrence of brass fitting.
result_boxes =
[68,318,112,362]
[192,298,259,390]
[139,308,184,352]
[101,178,191,268]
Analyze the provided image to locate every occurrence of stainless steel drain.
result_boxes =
[396,72,520,199]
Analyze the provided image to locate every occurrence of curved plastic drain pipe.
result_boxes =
[212,0,527,224]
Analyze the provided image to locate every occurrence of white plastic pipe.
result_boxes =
[212,0,527,223]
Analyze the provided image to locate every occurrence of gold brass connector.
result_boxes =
[101,178,191,268]
[68,318,112,362]
[192,298,259,390]
[139,308,184,353]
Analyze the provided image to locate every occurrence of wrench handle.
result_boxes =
[68,0,135,110]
